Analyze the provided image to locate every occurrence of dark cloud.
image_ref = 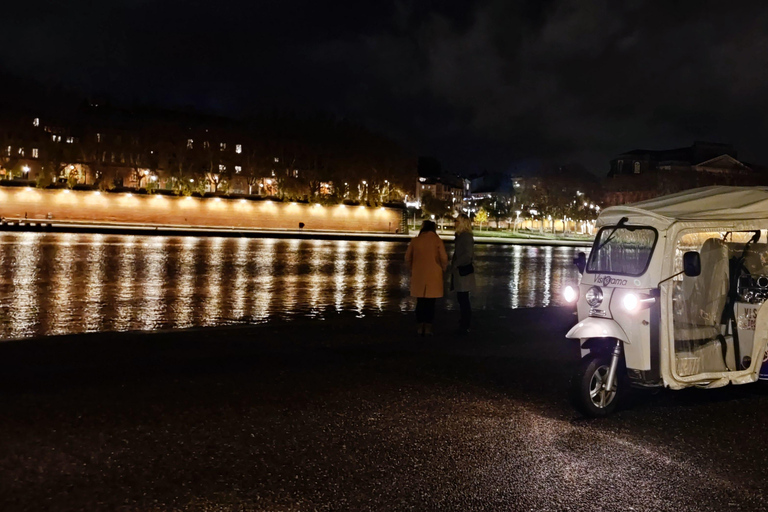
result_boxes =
[2,0,768,174]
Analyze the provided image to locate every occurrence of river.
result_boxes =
[0,232,585,339]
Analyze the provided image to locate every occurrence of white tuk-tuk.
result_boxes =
[565,186,768,416]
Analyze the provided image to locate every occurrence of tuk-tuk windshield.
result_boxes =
[587,226,657,276]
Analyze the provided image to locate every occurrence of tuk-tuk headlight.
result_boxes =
[563,285,578,303]
[623,292,656,312]
[585,286,603,308]
[623,293,639,311]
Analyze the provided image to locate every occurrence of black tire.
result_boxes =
[571,352,624,417]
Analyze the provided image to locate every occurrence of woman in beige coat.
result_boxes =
[405,220,448,336]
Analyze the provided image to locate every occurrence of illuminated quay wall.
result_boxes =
[0,188,403,233]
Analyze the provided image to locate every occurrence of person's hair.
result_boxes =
[454,215,473,234]
[419,220,437,234]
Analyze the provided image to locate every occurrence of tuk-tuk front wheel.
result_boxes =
[571,352,624,417]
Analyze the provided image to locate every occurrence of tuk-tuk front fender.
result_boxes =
[566,317,630,344]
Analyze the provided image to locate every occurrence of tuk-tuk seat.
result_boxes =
[674,238,731,373]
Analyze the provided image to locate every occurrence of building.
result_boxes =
[604,141,768,206]
[415,176,465,205]
[0,104,417,202]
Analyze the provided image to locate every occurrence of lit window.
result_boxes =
[96,133,102,143]
[52,135,57,142]
[18,147,24,156]
[5,146,10,156]
[293,169,299,177]
[33,118,39,127]
[219,164,226,171]
[32,148,39,158]
[274,157,279,163]
[203,141,209,149]
[187,139,193,149]
[235,144,242,154]
[220,142,226,151]
[66,137,74,144]
[271,170,275,176]
[235,165,242,173]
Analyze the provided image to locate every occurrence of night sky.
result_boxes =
[3,0,768,174]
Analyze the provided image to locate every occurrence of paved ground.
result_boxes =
[2,307,768,511]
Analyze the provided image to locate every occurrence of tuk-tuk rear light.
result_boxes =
[585,286,603,308]
[563,285,578,303]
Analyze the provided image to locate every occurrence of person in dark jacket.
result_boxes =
[450,215,475,334]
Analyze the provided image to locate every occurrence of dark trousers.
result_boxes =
[415,298,436,323]
[457,292,471,330]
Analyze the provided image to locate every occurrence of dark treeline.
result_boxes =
[0,71,416,205]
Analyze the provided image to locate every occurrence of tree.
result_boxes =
[475,208,488,230]
[420,192,451,225]
[481,196,511,229]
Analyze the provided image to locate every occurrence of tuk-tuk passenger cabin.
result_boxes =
[566,186,768,416]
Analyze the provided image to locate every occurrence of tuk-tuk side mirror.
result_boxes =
[683,251,701,277]
[574,252,587,275]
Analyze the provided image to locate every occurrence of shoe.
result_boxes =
[424,323,434,336]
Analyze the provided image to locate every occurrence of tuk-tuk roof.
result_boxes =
[598,186,768,229]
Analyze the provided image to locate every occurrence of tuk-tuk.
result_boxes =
[565,186,768,416]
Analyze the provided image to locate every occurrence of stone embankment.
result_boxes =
[0,187,403,233]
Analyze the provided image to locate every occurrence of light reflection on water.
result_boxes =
[0,233,584,339]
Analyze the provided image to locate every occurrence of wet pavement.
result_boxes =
[2,307,768,511]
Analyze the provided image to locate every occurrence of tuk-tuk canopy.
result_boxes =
[598,186,768,230]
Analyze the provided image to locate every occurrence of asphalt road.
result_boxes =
[1,307,768,511]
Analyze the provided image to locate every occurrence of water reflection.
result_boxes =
[0,233,583,339]
[51,234,76,335]
[174,237,197,329]
[334,241,347,313]
[232,237,249,321]
[84,235,105,332]
[115,238,136,331]
[202,238,223,326]
[252,238,275,321]
[141,238,167,330]
[10,234,39,338]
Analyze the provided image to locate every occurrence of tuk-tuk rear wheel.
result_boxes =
[571,353,624,417]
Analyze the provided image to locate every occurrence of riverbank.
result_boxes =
[1,217,594,246]
[2,308,768,511]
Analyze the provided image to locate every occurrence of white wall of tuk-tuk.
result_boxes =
[659,221,768,389]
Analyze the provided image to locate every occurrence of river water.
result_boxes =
[0,232,585,339]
